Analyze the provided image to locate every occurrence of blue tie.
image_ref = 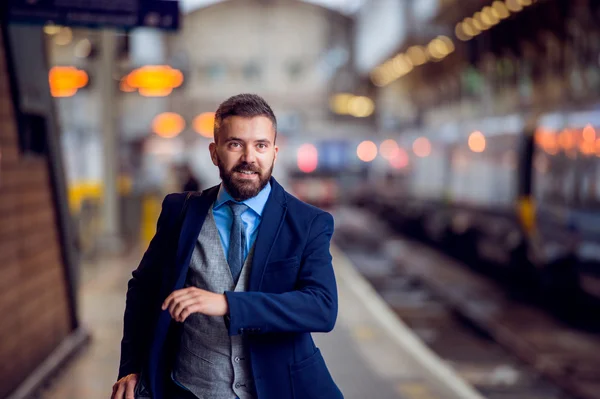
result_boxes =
[227,201,248,285]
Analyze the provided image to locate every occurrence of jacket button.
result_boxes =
[235,383,241,389]
[234,356,240,363]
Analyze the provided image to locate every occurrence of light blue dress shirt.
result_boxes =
[213,182,271,262]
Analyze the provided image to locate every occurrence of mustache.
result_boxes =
[233,163,260,174]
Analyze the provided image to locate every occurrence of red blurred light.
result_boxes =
[297,144,318,173]
[389,147,408,168]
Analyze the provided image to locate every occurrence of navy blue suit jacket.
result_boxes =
[118,177,343,399]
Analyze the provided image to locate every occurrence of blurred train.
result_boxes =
[287,138,370,209]
[288,111,600,311]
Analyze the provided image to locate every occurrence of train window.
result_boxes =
[448,134,517,208]
[449,149,469,201]
[533,150,578,206]
[577,156,600,209]
[410,146,448,200]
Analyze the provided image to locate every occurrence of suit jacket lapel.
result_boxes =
[174,185,219,289]
[249,177,287,291]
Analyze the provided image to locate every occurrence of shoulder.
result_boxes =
[283,191,333,226]
[162,192,189,210]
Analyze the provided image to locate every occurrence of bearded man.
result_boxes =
[112,94,343,399]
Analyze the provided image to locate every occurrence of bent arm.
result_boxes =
[225,212,338,335]
[118,194,178,379]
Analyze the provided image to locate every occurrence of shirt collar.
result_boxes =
[214,181,271,217]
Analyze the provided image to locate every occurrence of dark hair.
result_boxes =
[214,93,277,143]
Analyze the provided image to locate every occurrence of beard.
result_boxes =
[218,157,273,201]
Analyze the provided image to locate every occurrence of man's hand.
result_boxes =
[162,287,229,322]
[111,373,139,399]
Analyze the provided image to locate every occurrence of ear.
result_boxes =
[273,145,279,165]
[209,142,219,166]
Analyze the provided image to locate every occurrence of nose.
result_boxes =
[242,146,257,163]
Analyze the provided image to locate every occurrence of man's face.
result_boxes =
[209,116,278,201]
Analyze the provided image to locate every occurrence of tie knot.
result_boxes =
[228,201,248,217]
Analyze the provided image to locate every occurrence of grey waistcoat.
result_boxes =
[173,209,256,399]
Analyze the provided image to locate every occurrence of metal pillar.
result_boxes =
[99,29,122,252]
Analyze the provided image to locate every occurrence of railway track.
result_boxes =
[332,207,600,399]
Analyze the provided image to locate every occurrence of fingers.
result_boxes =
[162,287,194,310]
[112,374,139,399]
[162,288,217,321]
[172,297,202,321]
[169,290,202,317]
[168,291,194,316]
[113,381,125,399]
[180,303,204,322]
[125,378,136,399]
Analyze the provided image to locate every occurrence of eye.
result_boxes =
[229,142,242,149]
[257,143,268,149]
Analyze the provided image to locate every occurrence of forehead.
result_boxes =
[219,116,275,141]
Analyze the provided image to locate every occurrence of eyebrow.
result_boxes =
[225,137,272,145]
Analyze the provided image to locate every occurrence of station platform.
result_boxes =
[38,246,482,399]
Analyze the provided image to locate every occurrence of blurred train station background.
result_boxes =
[2,0,600,398]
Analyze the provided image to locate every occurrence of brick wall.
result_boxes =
[0,27,73,398]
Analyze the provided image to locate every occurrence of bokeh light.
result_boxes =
[297,144,318,173]
[357,140,378,162]
[193,112,216,138]
[468,131,486,153]
[49,66,88,97]
[152,112,185,138]
[389,147,409,169]
[413,137,431,157]
[380,139,400,160]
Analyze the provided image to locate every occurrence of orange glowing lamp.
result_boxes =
[49,66,89,97]
[125,65,184,97]
[120,77,135,93]
[535,128,559,155]
[193,112,216,138]
[152,112,185,138]
[558,129,575,150]
[580,140,595,156]
[583,124,596,142]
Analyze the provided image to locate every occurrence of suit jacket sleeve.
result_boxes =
[225,211,338,335]
[117,194,179,379]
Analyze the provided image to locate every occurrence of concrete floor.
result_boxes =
[39,246,477,399]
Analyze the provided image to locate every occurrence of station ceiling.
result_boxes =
[181,0,368,15]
